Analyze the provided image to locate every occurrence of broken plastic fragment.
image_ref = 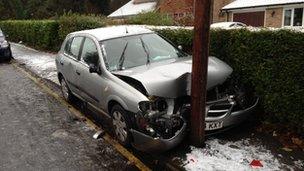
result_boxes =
[93,130,105,139]
[282,147,293,152]
[250,159,263,168]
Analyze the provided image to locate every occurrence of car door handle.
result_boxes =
[76,70,81,75]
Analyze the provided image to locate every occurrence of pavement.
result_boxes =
[0,63,137,170]
[2,43,304,171]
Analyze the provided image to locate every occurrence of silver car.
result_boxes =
[55,26,258,153]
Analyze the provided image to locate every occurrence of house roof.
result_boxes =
[223,0,304,11]
[71,26,154,41]
[108,0,157,18]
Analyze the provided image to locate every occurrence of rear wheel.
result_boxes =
[60,77,74,102]
[111,105,132,146]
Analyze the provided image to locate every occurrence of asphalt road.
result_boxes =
[0,63,133,170]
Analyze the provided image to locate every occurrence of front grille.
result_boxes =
[207,102,234,117]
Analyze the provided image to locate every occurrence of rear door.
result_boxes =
[60,36,84,94]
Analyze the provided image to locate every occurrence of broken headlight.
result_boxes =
[138,97,168,113]
[138,101,151,112]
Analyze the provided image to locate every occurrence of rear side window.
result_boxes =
[64,38,72,54]
[65,37,83,59]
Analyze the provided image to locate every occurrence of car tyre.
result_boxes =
[111,105,132,147]
[60,77,74,102]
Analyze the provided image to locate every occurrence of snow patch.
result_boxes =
[11,43,59,85]
[294,160,304,169]
[184,139,282,171]
[108,0,157,18]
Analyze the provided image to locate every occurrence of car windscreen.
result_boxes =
[100,33,186,71]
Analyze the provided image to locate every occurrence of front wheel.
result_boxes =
[111,105,132,146]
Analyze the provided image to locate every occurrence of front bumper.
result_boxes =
[206,98,259,129]
[130,98,258,153]
[130,122,187,153]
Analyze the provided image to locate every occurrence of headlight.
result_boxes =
[138,101,151,112]
[1,41,9,48]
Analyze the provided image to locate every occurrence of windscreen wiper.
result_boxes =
[118,42,128,70]
[140,38,150,65]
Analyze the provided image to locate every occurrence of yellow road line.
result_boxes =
[12,63,151,171]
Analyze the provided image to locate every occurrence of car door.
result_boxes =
[76,37,108,109]
[59,36,84,95]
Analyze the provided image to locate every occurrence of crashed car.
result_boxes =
[55,26,258,153]
[0,29,12,62]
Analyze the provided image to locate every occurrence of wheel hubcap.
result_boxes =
[61,80,69,100]
[112,111,127,142]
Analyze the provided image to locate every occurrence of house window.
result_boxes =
[284,9,292,26]
[283,8,304,26]
[294,8,303,26]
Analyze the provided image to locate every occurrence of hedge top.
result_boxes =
[72,25,153,41]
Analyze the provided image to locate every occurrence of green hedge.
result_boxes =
[58,13,106,42]
[128,12,174,26]
[155,28,304,134]
[0,20,59,51]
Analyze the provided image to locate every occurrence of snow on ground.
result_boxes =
[184,138,293,171]
[11,43,59,85]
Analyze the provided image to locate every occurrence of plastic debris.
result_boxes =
[282,147,293,152]
[93,130,105,139]
[250,159,263,168]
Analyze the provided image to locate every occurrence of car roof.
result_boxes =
[71,25,154,41]
[211,22,246,28]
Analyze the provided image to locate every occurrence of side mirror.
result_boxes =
[178,45,183,50]
[89,64,101,75]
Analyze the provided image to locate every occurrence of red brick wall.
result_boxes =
[157,0,234,25]
[212,0,234,23]
[158,0,194,18]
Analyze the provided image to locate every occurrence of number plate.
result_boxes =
[205,121,223,131]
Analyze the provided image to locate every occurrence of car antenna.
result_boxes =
[120,8,128,34]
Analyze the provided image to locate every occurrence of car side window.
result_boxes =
[64,38,72,54]
[69,37,83,59]
[80,38,99,66]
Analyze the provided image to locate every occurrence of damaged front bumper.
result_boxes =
[205,97,259,131]
[130,96,258,153]
[130,122,187,153]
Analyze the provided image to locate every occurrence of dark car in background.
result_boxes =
[0,29,12,62]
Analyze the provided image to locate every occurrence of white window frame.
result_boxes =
[282,7,304,27]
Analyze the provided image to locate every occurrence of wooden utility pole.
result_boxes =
[190,0,212,147]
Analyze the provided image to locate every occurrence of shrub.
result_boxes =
[58,13,106,42]
[128,12,174,26]
[156,28,304,134]
[0,20,59,51]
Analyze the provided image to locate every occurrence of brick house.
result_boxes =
[157,0,194,19]
[108,0,230,23]
[108,0,232,24]
[222,0,304,27]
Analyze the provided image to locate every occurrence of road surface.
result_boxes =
[0,63,134,170]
